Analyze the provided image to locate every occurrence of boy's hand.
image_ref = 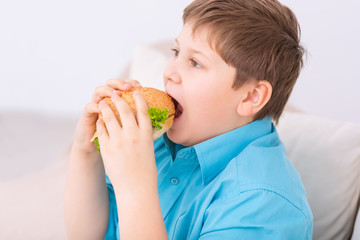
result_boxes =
[96,90,157,197]
[72,79,142,155]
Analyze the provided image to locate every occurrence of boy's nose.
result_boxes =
[163,59,181,85]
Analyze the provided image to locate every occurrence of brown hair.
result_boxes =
[183,0,305,122]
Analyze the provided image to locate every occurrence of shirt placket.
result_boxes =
[158,149,199,220]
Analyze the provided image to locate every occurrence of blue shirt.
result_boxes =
[105,117,313,239]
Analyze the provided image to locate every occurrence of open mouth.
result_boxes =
[170,96,183,119]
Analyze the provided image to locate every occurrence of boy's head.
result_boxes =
[163,0,304,146]
[183,0,305,122]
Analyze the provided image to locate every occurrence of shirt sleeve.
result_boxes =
[104,175,120,240]
[199,189,313,240]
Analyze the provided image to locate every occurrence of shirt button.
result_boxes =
[170,177,179,185]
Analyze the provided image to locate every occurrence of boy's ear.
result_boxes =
[236,80,272,117]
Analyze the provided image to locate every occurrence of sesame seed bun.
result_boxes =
[93,87,175,141]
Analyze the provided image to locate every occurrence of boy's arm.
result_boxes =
[97,91,168,239]
[63,93,113,239]
[114,185,167,239]
[64,79,146,239]
[63,147,109,239]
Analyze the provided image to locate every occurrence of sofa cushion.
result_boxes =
[352,206,360,240]
[0,111,77,239]
[277,111,360,240]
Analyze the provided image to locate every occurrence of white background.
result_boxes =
[0,0,359,122]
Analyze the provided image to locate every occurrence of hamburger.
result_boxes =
[91,87,175,152]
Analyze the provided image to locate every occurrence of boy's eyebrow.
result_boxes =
[175,38,211,62]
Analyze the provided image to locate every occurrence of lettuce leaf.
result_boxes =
[148,107,170,131]
[94,107,170,152]
[93,138,101,152]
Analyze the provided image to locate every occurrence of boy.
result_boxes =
[64,0,313,239]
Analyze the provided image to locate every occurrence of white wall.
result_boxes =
[0,0,192,117]
[282,0,360,122]
[1,0,359,122]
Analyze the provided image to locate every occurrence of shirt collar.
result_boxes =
[163,117,273,186]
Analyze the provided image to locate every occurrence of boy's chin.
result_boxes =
[167,129,188,147]
[166,130,199,147]
[166,129,180,144]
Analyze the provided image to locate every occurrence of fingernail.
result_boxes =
[133,90,140,95]
[112,90,121,95]
[100,100,107,106]
[136,83,142,87]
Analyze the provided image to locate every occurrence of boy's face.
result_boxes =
[164,23,245,146]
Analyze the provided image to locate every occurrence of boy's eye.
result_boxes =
[171,48,179,57]
[190,59,201,68]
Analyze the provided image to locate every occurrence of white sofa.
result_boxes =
[1,42,359,240]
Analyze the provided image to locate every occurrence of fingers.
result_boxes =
[85,102,101,114]
[90,79,144,138]
[91,85,119,103]
[99,100,122,136]
[133,90,152,131]
[80,102,101,122]
[110,94,137,130]
[92,79,142,103]
[106,79,142,91]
